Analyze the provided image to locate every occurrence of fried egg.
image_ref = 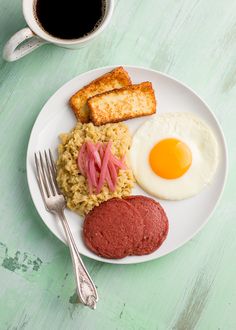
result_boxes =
[130,112,219,200]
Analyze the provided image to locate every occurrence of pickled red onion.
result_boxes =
[96,141,111,193]
[77,141,126,195]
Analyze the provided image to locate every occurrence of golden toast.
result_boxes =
[88,82,156,126]
[69,67,132,123]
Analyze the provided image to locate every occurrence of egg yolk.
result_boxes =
[149,138,192,179]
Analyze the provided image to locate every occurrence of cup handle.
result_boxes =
[3,27,48,62]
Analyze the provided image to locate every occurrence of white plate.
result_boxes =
[26,66,228,264]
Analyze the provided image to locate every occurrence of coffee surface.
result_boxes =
[35,0,105,39]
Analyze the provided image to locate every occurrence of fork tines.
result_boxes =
[34,150,60,199]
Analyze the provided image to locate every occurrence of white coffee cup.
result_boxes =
[3,0,114,62]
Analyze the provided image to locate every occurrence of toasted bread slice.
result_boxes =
[88,82,156,126]
[69,67,132,123]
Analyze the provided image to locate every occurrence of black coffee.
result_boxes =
[35,0,105,40]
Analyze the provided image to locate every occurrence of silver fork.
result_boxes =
[34,150,98,309]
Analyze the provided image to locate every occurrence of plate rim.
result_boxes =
[26,64,228,264]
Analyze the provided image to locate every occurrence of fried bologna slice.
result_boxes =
[69,67,131,123]
[125,196,169,255]
[88,82,156,126]
[83,198,144,259]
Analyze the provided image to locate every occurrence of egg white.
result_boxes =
[130,112,219,200]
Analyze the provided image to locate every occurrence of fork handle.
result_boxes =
[57,210,98,309]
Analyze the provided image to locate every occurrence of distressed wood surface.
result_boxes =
[0,0,235,329]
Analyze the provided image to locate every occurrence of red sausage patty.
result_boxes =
[125,196,169,255]
[83,198,144,259]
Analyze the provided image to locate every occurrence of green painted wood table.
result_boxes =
[0,0,235,329]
